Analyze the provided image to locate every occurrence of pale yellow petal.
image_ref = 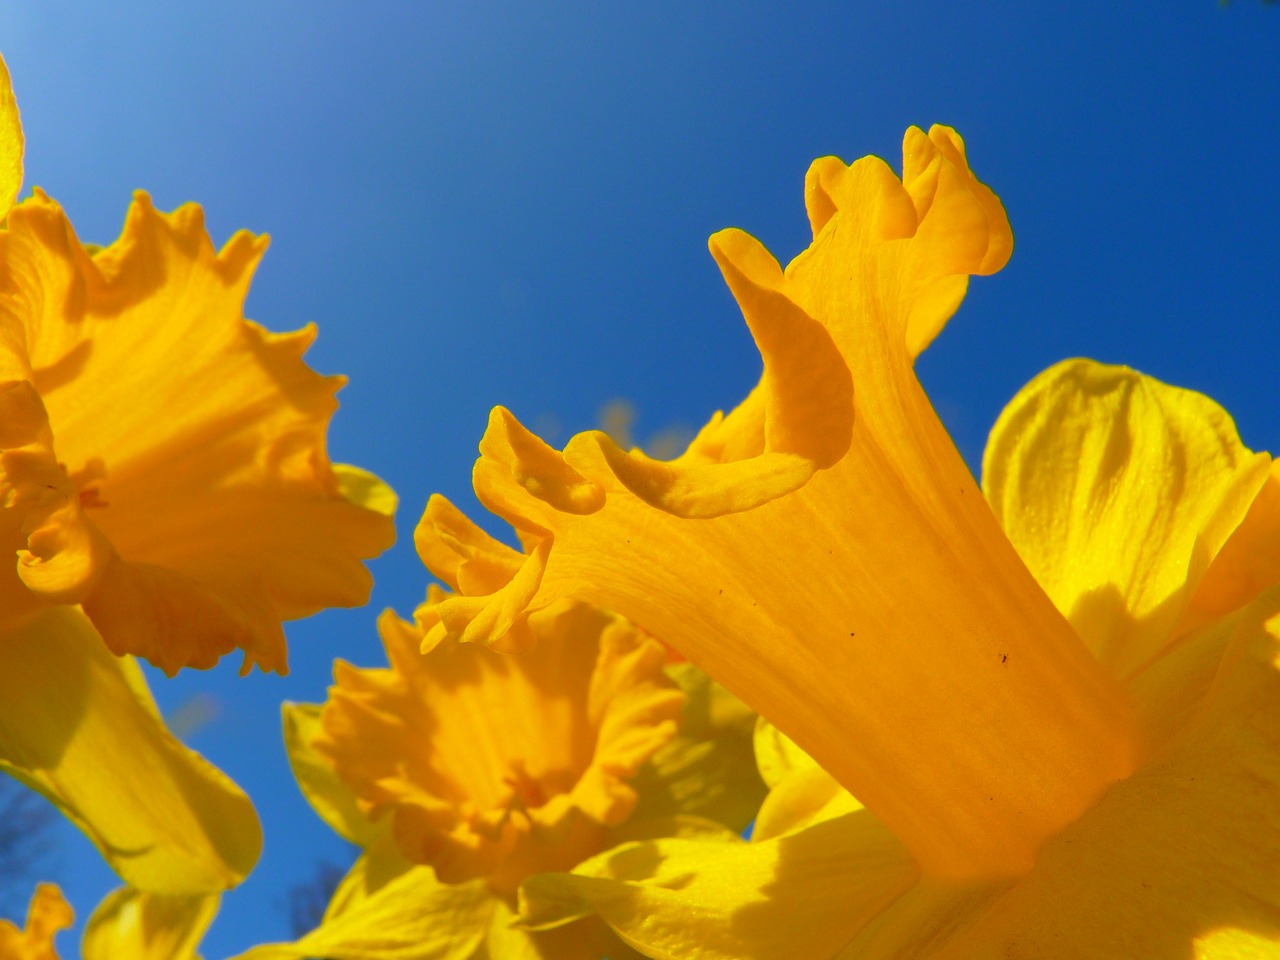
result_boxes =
[318,843,416,924]
[983,359,1270,678]
[81,888,218,960]
[0,54,21,220]
[0,607,261,893]
[281,702,387,848]
[518,812,918,960]
[228,866,492,960]
[1193,928,1280,959]
[1183,460,1280,634]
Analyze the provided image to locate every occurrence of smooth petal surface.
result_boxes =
[0,884,72,960]
[229,866,492,960]
[0,607,261,893]
[420,127,1134,877]
[80,888,217,960]
[983,359,1270,678]
[518,812,918,960]
[913,591,1280,959]
[0,191,395,674]
[0,53,19,220]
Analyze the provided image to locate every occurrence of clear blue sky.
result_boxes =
[2,3,1278,955]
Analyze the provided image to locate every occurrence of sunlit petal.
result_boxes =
[0,53,20,220]
[983,359,1270,677]
[0,192,395,674]
[228,866,492,960]
[518,812,917,960]
[417,126,1134,878]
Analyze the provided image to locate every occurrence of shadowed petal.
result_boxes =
[0,607,261,893]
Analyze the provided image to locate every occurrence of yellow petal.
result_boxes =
[0,607,261,893]
[228,866,492,960]
[1193,928,1280,959]
[281,702,387,849]
[752,767,861,843]
[0,191,396,674]
[0,884,72,960]
[624,663,766,833]
[310,844,415,926]
[1183,460,1280,634]
[0,54,21,221]
[984,359,1271,678]
[417,127,1135,878]
[518,811,918,960]
[81,888,218,960]
[753,717,822,788]
[751,719,860,842]
[484,898,645,960]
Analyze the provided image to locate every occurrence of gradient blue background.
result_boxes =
[1,3,1277,955]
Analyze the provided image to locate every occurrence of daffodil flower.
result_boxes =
[0,883,218,960]
[410,126,1280,956]
[231,587,764,960]
[0,54,395,894]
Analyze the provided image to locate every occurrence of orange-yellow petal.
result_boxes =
[315,600,682,894]
[0,885,71,960]
[0,191,396,674]
[908,590,1280,959]
[0,607,261,893]
[417,126,1135,878]
[0,54,21,221]
[983,359,1270,679]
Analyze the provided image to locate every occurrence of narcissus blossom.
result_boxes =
[0,54,394,895]
[0,883,218,960]
[412,126,1280,956]
[232,588,763,960]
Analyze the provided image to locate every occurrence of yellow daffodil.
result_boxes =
[0,54,395,894]
[0,883,217,960]
[409,125,1280,956]
[232,586,764,960]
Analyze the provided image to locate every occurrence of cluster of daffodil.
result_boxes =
[2,47,1279,960]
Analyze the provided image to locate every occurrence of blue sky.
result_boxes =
[2,2,1278,955]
